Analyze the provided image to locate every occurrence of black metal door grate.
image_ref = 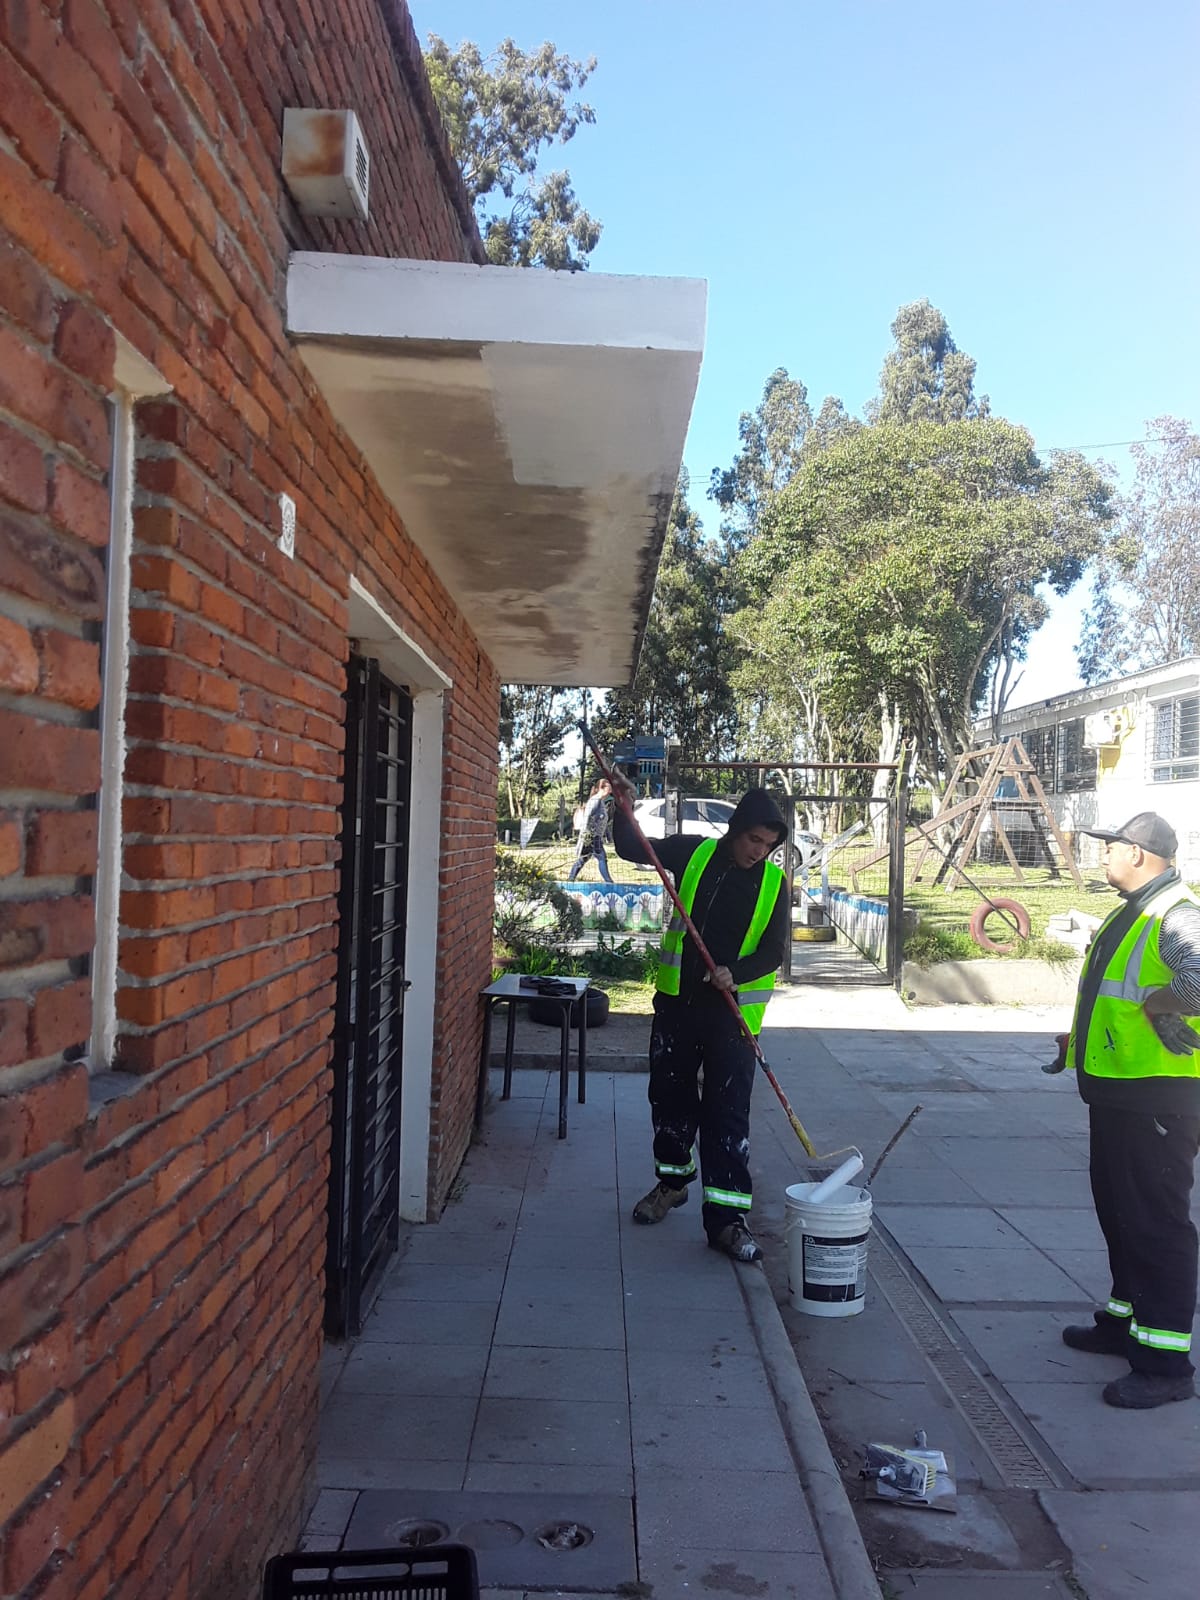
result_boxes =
[326,656,413,1337]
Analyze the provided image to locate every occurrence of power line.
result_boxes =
[1048,434,1198,452]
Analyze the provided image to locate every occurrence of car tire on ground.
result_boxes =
[969,897,1031,954]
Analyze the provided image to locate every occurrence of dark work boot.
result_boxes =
[707,1218,762,1264]
[1102,1371,1196,1409]
[1061,1318,1131,1356]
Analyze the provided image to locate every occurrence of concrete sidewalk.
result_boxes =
[751,986,1200,1600]
[309,1060,878,1599]
[307,986,1199,1599]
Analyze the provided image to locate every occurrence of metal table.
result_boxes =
[474,974,590,1139]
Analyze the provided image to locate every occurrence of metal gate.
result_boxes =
[666,762,906,988]
[783,789,905,986]
[325,656,413,1338]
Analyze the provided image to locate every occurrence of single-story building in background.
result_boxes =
[0,4,704,1597]
[989,654,1200,879]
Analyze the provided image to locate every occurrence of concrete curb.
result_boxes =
[901,956,1081,1006]
[737,1264,882,1600]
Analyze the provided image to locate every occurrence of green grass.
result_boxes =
[904,865,1119,942]
[597,978,656,1014]
[901,865,1118,965]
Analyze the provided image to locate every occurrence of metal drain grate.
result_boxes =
[344,1490,634,1591]
[869,1225,1065,1490]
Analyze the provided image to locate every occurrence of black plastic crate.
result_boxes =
[262,1545,479,1600]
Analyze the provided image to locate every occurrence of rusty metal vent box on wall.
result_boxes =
[282,107,371,220]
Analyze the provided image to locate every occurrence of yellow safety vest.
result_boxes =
[656,838,785,1035]
[1070,883,1200,1080]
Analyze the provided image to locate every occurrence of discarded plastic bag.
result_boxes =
[860,1435,957,1513]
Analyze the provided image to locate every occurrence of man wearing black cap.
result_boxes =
[610,778,789,1262]
[1057,811,1200,1408]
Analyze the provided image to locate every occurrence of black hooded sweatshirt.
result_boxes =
[612,790,789,1012]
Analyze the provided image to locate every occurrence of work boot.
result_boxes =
[632,1181,688,1225]
[1062,1319,1131,1356]
[1102,1371,1195,1409]
[707,1218,762,1263]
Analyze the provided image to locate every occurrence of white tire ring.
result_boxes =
[969,897,1031,954]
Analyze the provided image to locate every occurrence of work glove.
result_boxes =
[1041,1033,1070,1075]
[1149,1012,1200,1056]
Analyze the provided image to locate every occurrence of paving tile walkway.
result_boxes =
[309,1068,844,1599]
[306,983,1200,1600]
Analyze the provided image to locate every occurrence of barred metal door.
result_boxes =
[326,656,413,1337]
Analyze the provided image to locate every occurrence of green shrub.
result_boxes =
[903,918,1080,969]
[1006,935,1078,968]
[582,934,652,982]
[507,945,584,977]
[494,848,583,953]
[903,919,981,967]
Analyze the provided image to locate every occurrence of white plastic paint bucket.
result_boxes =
[784,1182,872,1318]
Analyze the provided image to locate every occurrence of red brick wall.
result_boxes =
[0,3,500,1597]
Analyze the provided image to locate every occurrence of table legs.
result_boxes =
[501,1000,518,1100]
[578,991,587,1104]
[477,988,590,1138]
[557,1002,570,1139]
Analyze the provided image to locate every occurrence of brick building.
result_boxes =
[0,4,703,1598]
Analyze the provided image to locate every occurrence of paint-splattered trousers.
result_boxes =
[647,998,757,1238]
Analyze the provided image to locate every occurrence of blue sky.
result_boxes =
[420,1,1199,706]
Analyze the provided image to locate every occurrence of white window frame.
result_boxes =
[1148,691,1200,785]
[89,338,170,1071]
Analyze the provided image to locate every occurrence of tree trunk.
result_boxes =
[871,695,901,847]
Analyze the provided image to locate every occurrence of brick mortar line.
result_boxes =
[126,573,349,705]
[128,32,286,328]
[115,941,335,990]
[134,446,350,624]
[86,1013,334,1151]
[125,617,346,718]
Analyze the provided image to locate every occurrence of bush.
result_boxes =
[494,848,583,953]
[508,945,583,977]
[903,919,1081,969]
[581,934,658,983]
[903,919,981,967]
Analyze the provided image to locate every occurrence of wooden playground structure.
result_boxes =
[851,736,1083,892]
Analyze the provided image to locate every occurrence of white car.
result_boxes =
[633,796,737,840]
[633,797,823,870]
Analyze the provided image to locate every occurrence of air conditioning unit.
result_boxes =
[282,109,370,221]
[1083,711,1120,748]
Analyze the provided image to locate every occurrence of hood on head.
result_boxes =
[725,788,787,850]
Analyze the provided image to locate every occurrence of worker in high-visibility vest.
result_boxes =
[611,776,788,1262]
[1058,811,1200,1409]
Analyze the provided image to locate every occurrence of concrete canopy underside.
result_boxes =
[286,254,707,685]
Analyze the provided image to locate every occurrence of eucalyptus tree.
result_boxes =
[1079,417,1200,681]
[735,419,1113,788]
[593,480,737,764]
[424,35,601,270]
[870,299,990,425]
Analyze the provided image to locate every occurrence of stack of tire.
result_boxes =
[528,989,610,1028]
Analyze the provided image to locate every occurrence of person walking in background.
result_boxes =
[567,778,614,883]
[610,774,788,1262]
[1055,811,1200,1409]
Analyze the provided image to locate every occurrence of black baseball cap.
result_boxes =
[1083,811,1178,859]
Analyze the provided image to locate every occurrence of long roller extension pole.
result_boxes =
[577,722,818,1157]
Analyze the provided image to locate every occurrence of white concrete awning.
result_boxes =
[286,254,706,685]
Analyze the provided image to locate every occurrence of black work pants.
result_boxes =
[1089,1103,1200,1377]
[648,999,757,1238]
